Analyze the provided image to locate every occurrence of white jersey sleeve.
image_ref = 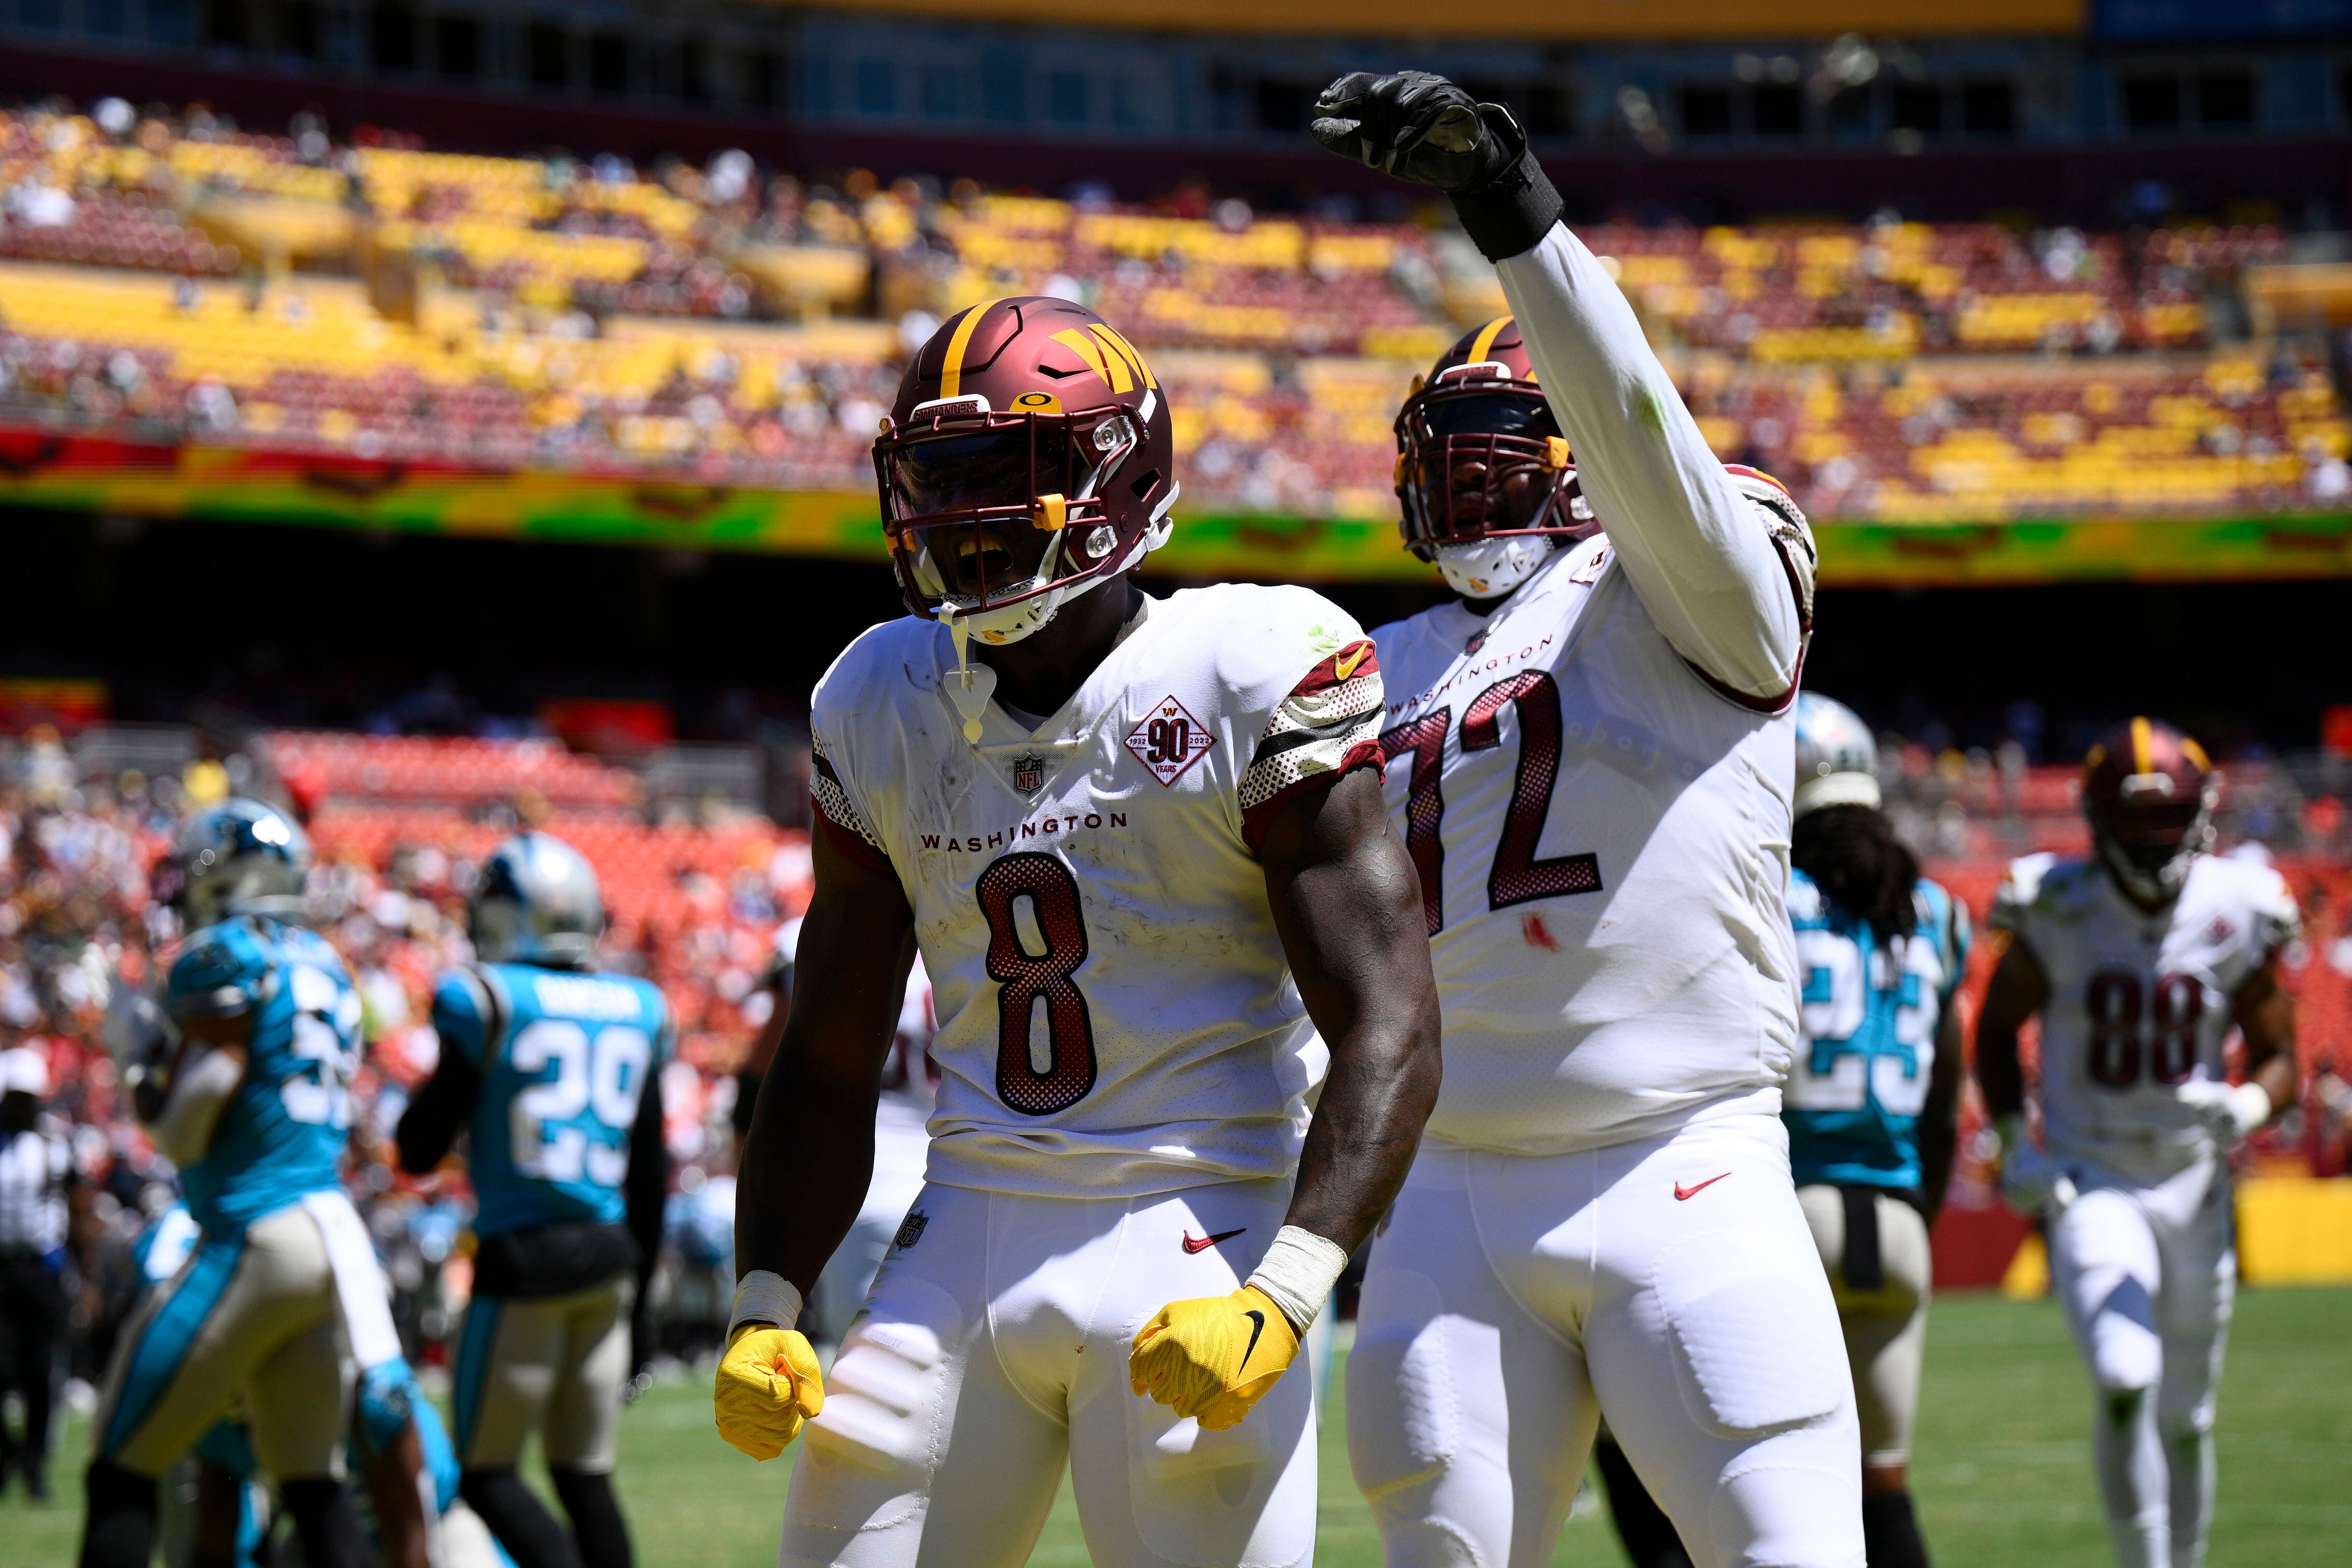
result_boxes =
[2007,853,2301,1186]
[1495,224,1815,708]
[806,586,1382,1200]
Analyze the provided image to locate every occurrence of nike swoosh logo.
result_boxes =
[1335,645,1370,680]
[1674,1172,1732,1201]
[1239,1309,1266,1371]
[1181,1227,1247,1254]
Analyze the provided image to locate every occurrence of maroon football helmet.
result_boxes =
[874,297,1177,645]
[1393,314,1593,560]
[2081,717,2218,906]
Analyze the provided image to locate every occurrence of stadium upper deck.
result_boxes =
[0,101,2344,578]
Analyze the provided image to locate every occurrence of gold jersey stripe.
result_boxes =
[938,298,1004,400]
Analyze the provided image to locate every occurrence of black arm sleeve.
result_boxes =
[395,1045,481,1176]
[625,1064,669,1278]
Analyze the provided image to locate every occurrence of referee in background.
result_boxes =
[0,1041,79,1500]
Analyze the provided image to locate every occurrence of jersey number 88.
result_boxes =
[2084,969,2202,1089]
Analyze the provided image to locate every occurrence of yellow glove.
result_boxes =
[714,1322,824,1460]
[1129,1284,1300,1432]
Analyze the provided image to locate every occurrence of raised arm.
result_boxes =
[715,823,915,1460]
[1311,70,1811,706]
[1492,228,1810,704]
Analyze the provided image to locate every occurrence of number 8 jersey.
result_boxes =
[808,585,1384,1200]
[1992,850,2300,1185]
[432,962,673,1236]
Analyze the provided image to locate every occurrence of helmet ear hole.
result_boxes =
[1129,468,1161,500]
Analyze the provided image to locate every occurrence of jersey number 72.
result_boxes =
[1380,670,1603,936]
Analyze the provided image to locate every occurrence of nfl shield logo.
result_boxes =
[894,1209,929,1251]
[1011,752,1046,795]
[1464,628,1489,656]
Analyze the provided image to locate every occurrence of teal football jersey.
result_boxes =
[433,962,671,1237]
[166,918,362,1233]
[1782,871,1970,1191]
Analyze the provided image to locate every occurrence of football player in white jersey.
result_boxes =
[712,296,1443,1568]
[1977,718,2298,1568]
[1313,72,1861,1568]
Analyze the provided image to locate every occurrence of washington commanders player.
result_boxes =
[1314,72,1864,1568]
[712,296,1442,1568]
[1978,719,2297,1568]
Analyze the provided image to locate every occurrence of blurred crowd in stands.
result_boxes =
[0,726,809,1407]
[0,96,2344,522]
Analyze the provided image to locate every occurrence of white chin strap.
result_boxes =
[1436,536,1553,599]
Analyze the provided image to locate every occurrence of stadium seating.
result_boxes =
[0,100,2340,527]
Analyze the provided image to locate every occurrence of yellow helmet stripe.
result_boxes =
[937,298,1004,400]
[1468,315,1515,365]
[1051,328,1116,389]
[1089,322,1157,391]
[2130,716,2153,774]
[2181,735,2211,772]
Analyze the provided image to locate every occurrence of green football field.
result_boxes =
[10,1286,2349,1566]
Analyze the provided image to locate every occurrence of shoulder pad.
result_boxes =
[1990,852,2059,933]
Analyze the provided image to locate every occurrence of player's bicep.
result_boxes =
[1258,765,1434,1039]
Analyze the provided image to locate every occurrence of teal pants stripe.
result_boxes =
[453,1296,503,1461]
[104,1234,246,1457]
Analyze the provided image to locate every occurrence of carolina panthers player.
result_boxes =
[1977,719,2297,1568]
[396,833,670,1568]
[1782,695,1968,1568]
[715,296,1441,1568]
[1314,73,1861,1568]
[83,799,373,1568]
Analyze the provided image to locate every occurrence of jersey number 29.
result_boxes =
[510,1020,653,1185]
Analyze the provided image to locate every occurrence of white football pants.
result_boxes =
[1348,1112,1865,1568]
[778,1178,1317,1568]
[2048,1158,2234,1568]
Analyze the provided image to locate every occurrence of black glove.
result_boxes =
[1310,71,1564,263]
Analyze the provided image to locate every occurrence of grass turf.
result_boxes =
[8,1286,2348,1566]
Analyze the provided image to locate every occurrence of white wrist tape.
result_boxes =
[1244,1226,1350,1334]
[727,1270,803,1337]
[2224,1082,2275,1140]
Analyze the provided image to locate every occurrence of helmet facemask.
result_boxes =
[2090,779,2216,906]
[878,400,1160,647]
[1396,368,1593,589]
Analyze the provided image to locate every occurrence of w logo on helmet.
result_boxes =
[1049,324,1157,394]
